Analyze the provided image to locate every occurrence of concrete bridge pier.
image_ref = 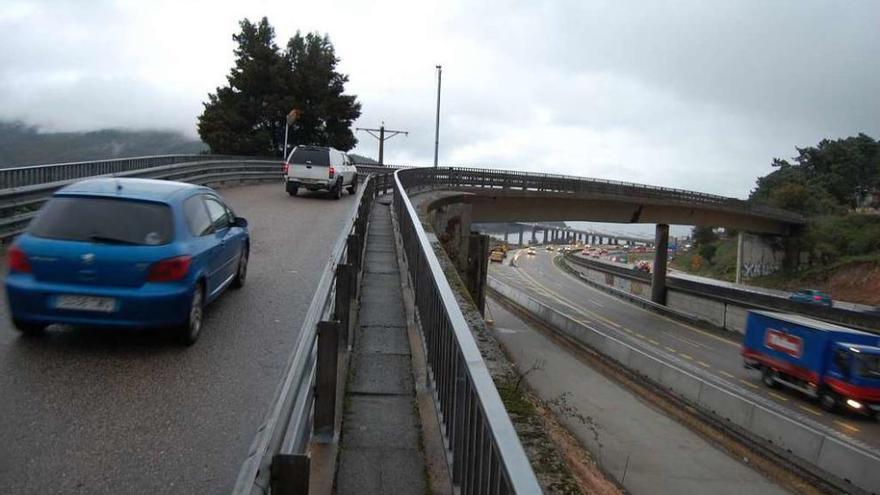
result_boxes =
[518,225,524,247]
[650,224,670,304]
[531,227,538,245]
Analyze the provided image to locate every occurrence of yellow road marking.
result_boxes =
[679,353,693,360]
[767,391,788,402]
[798,405,823,417]
[517,266,625,330]
[664,346,677,353]
[634,332,646,339]
[719,370,736,379]
[697,361,711,369]
[547,254,739,348]
[834,420,860,433]
[738,379,759,390]
[649,339,661,346]
[622,328,633,334]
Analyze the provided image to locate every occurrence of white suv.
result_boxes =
[283,145,358,199]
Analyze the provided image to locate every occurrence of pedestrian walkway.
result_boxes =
[335,198,427,494]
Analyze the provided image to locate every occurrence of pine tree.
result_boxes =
[198,19,361,155]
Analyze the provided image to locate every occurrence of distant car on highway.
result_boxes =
[489,250,505,263]
[546,246,554,251]
[789,289,833,307]
[527,247,536,255]
[283,145,358,199]
[5,178,250,345]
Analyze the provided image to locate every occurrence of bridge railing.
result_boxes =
[392,169,542,493]
[233,173,391,495]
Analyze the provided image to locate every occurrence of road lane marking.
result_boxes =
[767,391,788,402]
[738,379,759,390]
[547,254,739,348]
[664,346,677,353]
[635,332,646,339]
[697,361,711,369]
[719,370,736,379]
[649,339,661,346]
[834,420,860,433]
[679,353,693,360]
[517,266,625,330]
[798,405,823,417]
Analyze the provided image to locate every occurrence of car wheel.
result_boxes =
[178,284,204,346]
[347,175,358,194]
[819,389,839,412]
[761,368,778,388]
[332,180,342,200]
[232,246,248,289]
[12,318,45,336]
[286,183,298,196]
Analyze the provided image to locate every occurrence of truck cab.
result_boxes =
[825,343,880,414]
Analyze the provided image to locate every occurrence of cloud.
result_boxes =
[1,0,877,200]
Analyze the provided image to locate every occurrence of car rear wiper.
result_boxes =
[87,235,138,245]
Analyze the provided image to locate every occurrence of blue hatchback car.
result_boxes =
[5,178,250,344]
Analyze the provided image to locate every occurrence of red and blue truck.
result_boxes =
[741,310,880,417]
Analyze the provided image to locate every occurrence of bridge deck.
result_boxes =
[335,199,427,494]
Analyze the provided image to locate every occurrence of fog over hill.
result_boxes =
[0,121,208,167]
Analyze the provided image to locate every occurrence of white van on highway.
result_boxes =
[283,145,358,199]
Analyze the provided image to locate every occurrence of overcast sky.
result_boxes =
[1,0,878,203]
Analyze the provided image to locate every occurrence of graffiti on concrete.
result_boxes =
[740,233,784,279]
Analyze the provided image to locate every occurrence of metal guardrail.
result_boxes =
[0,154,279,189]
[393,166,804,223]
[233,174,388,495]
[393,169,542,494]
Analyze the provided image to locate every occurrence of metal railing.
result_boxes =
[233,174,389,494]
[0,159,282,242]
[0,154,279,189]
[393,166,804,223]
[393,169,542,494]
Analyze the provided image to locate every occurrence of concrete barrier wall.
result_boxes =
[488,277,880,495]
[667,291,726,328]
[568,260,749,334]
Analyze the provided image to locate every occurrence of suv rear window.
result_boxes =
[29,196,174,245]
[290,148,329,166]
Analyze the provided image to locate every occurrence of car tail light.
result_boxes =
[147,255,192,282]
[282,162,289,175]
[813,295,822,301]
[328,166,335,178]
[7,245,31,273]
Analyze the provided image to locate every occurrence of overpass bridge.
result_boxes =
[473,221,655,247]
[4,155,859,495]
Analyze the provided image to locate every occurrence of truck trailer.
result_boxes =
[741,310,880,416]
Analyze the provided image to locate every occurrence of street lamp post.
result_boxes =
[433,65,442,168]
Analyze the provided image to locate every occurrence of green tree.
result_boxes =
[750,134,880,214]
[198,18,360,155]
[282,32,361,151]
[691,226,718,246]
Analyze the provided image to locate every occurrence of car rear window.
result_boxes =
[290,148,329,166]
[29,196,174,245]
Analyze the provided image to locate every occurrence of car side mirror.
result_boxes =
[234,217,248,228]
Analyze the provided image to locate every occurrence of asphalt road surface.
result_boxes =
[487,298,789,494]
[0,184,359,494]
[490,250,880,452]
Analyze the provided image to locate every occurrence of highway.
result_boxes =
[0,183,359,494]
[486,298,790,494]
[489,249,880,451]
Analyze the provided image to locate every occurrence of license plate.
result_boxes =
[55,295,117,313]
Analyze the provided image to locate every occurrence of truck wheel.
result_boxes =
[286,182,298,196]
[761,368,779,388]
[819,390,839,412]
[347,175,358,194]
[332,180,342,200]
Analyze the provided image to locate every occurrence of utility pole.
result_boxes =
[356,123,408,166]
[433,65,442,168]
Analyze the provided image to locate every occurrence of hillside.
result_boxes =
[0,121,208,167]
